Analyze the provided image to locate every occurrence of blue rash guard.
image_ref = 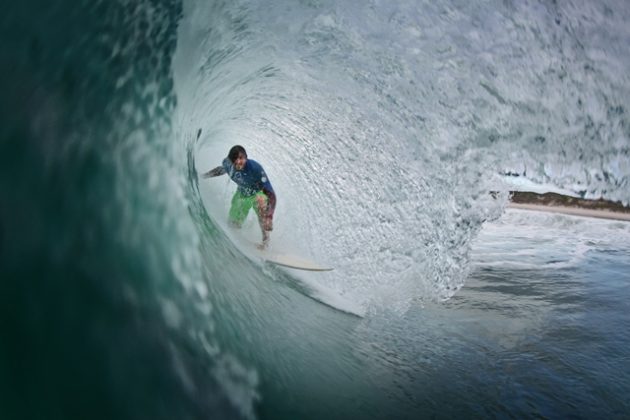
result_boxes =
[204,156,277,220]
[222,158,274,197]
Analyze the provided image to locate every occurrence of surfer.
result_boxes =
[203,145,276,248]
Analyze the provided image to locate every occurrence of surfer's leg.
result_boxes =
[228,192,252,228]
[253,192,273,229]
[253,192,270,246]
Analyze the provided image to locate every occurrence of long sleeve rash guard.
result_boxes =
[208,158,276,216]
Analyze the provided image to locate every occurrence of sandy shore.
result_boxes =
[506,192,630,222]
[507,202,630,221]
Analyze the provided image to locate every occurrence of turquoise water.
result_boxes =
[2,0,630,418]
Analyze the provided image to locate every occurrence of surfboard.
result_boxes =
[242,240,332,271]
[260,252,333,272]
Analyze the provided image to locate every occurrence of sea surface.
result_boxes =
[1,0,630,419]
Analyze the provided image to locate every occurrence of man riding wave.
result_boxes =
[203,145,276,248]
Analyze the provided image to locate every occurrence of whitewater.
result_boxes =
[174,0,630,417]
[1,0,629,419]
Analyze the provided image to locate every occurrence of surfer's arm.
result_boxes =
[202,166,226,178]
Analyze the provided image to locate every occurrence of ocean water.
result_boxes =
[2,0,630,419]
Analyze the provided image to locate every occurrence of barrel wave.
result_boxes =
[2,0,629,419]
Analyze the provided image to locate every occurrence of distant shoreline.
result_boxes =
[507,191,630,222]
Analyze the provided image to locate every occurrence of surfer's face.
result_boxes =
[234,153,247,170]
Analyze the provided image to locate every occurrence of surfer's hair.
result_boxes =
[228,145,247,163]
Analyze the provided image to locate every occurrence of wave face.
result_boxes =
[2,0,629,418]
[180,0,630,309]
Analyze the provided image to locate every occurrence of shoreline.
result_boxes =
[506,192,630,222]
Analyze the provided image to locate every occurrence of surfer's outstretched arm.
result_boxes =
[202,166,226,178]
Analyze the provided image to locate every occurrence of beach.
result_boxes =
[508,192,630,221]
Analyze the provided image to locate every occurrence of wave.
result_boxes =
[3,0,630,418]
[179,0,630,312]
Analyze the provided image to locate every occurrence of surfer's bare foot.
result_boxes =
[258,232,270,250]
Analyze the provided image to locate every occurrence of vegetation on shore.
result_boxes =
[510,191,630,214]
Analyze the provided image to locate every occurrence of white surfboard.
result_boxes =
[236,237,333,271]
[260,252,333,272]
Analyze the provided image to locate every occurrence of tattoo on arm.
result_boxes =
[203,166,226,178]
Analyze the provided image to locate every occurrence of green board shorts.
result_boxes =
[229,190,267,227]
